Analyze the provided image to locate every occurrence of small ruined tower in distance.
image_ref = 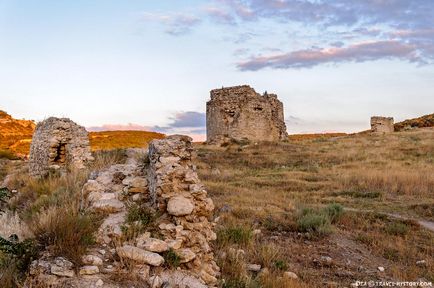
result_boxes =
[206,85,288,143]
[371,116,395,133]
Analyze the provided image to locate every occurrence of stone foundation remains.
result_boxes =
[206,85,288,144]
[371,116,394,133]
[29,117,93,177]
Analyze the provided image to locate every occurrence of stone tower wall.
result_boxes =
[206,85,287,143]
[371,116,394,133]
[29,117,93,177]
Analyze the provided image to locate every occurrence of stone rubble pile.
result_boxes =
[27,137,219,287]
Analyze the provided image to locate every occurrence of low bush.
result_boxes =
[126,204,155,227]
[163,249,181,269]
[323,203,344,223]
[217,226,253,246]
[385,221,410,236]
[297,210,331,235]
[31,207,101,265]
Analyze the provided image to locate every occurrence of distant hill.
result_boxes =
[395,113,434,131]
[0,111,35,155]
[0,111,165,156]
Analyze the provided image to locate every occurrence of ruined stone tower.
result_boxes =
[29,117,93,177]
[371,116,395,133]
[206,85,288,143]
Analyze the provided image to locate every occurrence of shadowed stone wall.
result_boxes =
[206,85,288,144]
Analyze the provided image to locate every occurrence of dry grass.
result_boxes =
[0,153,113,287]
[30,206,101,265]
[195,128,434,287]
[0,211,33,240]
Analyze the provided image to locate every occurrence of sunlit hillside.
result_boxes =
[395,113,434,131]
[0,111,35,156]
[89,130,165,151]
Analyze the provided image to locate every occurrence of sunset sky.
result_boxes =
[1,0,434,140]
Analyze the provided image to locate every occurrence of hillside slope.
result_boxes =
[395,113,434,131]
[0,111,35,155]
[0,111,165,155]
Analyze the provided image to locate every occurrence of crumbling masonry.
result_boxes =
[29,117,93,177]
[371,116,394,133]
[147,135,219,285]
[206,85,288,144]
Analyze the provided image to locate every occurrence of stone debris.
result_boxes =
[79,265,100,275]
[29,117,93,177]
[206,85,288,144]
[167,196,195,216]
[283,271,298,280]
[371,116,394,133]
[49,257,75,278]
[117,245,165,266]
[148,275,164,288]
[138,237,169,253]
[82,255,103,266]
[247,264,262,272]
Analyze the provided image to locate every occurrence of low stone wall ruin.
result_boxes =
[371,116,394,133]
[148,135,219,285]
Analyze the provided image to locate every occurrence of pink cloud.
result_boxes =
[238,40,420,70]
[87,123,154,132]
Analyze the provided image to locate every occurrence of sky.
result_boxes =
[1,0,434,140]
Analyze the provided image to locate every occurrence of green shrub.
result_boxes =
[217,226,253,246]
[126,204,155,227]
[297,211,331,235]
[323,203,344,223]
[0,234,39,287]
[274,259,288,271]
[163,249,181,269]
[385,222,410,236]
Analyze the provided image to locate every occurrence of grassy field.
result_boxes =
[0,128,432,287]
[194,128,434,287]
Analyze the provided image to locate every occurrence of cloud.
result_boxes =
[167,111,206,128]
[87,123,154,132]
[153,111,206,140]
[211,0,434,69]
[217,0,434,29]
[205,6,236,25]
[238,40,421,70]
[142,12,201,35]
